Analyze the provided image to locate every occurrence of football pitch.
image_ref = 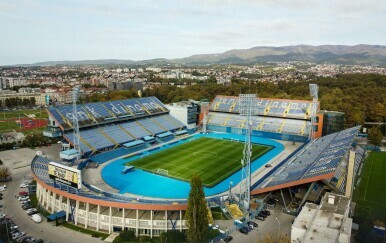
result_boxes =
[353,151,386,222]
[128,137,272,187]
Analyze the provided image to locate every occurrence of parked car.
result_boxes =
[266,200,276,206]
[19,191,28,196]
[242,226,251,232]
[20,184,29,188]
[255,216,265,221]
[10,225,19,230]
[0,213,5,219]
[12,232,25,240]
[270,198,279,203]
[247,221,258,227]
[27,208,37,215]
[223,236,233,242]
[22,204,33,210]
[31,214,42,223]
[239,227,248,235]
[261,210,271,216]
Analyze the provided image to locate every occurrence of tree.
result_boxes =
[0,166,11,181]
[368,127,383,146]
[186,174,209,243]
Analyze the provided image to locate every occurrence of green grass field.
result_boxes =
[0,109,47,134]
[353,151,386,242]
[127,137,272,187]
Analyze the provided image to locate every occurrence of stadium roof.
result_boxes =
[251,126,360,194]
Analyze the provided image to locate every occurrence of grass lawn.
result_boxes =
[353,151,386,242]
[353,151,386,220]
[61,222,109,240]
[211,206,229,220]
[128,137,272,187]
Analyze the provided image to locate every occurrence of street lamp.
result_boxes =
[3,206,10,242]
[275,217,281,240]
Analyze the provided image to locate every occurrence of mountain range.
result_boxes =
[23,44,386,66]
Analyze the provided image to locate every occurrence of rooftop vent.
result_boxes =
[328,195,335,205]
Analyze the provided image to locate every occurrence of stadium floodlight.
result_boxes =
[309,84,318,99]
[72,85,81,161]
[309,84,319,140]
[238,94,258,214]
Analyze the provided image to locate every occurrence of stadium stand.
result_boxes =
[209,95,315,119]
[47,97,186,155]
[207,95,315,140]
[207,112,310,136]
[47,97,169,130]
[328,145,366,193]
[251,126,360,193]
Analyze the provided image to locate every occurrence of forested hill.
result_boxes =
[85,74,386,127]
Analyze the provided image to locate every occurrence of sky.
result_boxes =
[0,0,385,65]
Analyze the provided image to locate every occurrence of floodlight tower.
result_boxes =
[72,85,81,161]
[309,84,319,140]
[238,94,258,213]
[201,102,210,133]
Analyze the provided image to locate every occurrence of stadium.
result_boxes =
[31,91,365,238]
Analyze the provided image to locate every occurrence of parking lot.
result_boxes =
[214,200,295,243]
[0,147,104,243]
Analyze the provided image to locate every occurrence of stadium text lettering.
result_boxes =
[64,101,161,120]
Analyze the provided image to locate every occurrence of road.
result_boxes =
[1,148,105,243]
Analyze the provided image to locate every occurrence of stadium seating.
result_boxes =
[253,126,360,190]
[207,112,310,136]
[152,114,185,131]
[209,95,315,119]
[47,97,168,130]
[137,118,166,135]
[100,124,134,144]
[62,114,185,154]
[120,120,152,138]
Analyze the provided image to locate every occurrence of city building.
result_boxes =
[108,81,143,91]
[320,111,345,136]
[165,101,198,129]
[291,192,352,243]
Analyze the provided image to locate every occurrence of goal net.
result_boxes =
[156,168,169,176]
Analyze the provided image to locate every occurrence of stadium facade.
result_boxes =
[33,95,364,237]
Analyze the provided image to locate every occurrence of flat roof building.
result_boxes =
[291,192,352,243]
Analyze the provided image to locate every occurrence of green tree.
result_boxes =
[0,166,11,181]
[186,174,209,243]
[368,127,383,146]
[112,229,136,243]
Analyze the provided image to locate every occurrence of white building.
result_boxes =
[146,67,162,73]
[291,192,352,243]
[165,101,198,129]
